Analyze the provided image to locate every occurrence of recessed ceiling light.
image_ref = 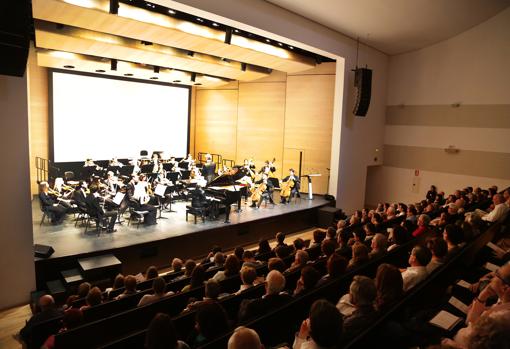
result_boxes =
[289,46,294,49]
[173,80,181,83]
[63,65,75,69]
[234,29,239,33]
[150,77,159,80]
[196,17,203,22]
[265,39,270,43]
[194,83,202,86]
[278,42,283,46]
[124,73,133,76]
[212,22,219,27]
[168,9,176,14]
[95,69,105,73]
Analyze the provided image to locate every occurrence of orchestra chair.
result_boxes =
[74,203,89,227]
[64,171,75,181]
[83,203,106,236]
[127,199,149,228]
[39,200,54,226]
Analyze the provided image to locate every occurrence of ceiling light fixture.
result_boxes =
[95,69,106,73]
[124,73,133,76]
[63,65,75,69]
[173,80,181,83]
[109,0,119,14]
[168,9,176,14]
[224,27,232,44]
[150,76,159,80]
[110,59,117,71]
[190,72,197,82]
[212,22,219,27]
[196,17,203,23]
[153,66,160,73]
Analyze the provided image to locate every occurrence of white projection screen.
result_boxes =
[51,71,190,162]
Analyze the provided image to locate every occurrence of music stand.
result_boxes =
[119,165,134,177]
[181,170,191,180]
[154,184,169,218]
[81,166,95,180]
[166,172,179,183]
[107,166,120,175]
[268,177,280,189]
[302,173,321,200]
[140,164,153,174]
[162,163,174,172]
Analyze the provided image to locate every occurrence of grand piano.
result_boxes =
[204,166,250,223]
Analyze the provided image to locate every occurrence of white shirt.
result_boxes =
[401,266,429,291]
[482,203,509,222]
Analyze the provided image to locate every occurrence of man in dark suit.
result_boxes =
[38,182,68,224]
[238,270,292,323]
[86,185,117,233]
[19,295,63,347]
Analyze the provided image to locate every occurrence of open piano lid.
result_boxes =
[207,166,248,187]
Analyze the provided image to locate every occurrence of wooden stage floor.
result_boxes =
[32,195,329,260]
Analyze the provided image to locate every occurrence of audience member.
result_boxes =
[185,279,221,311]
[443,224,464,257]
[212,255,241,282]
[106,274,124,298]
[171,258,183,273]
[234,246,245,261]
[310,229,326,248]
[145,313,190,349]
[336,229,352,259]
[412,214,431,237]
[228,327,263,349]
[268,257,286,273]
[182,265,206,292]
[174,259,196,281]
[145,265,159,281]
[387,226,409,251]
[274,232,288,249]
[236,266,258,294]
[288,249,310,272]
[275,244,292,259]
[203,245,222,264]
[293,265,320,296]
[342,275,377,339]
[208,252,225,270]
[256,239,272,258]
[473,193,509,223]
[77,282,91,299]
[80,286,102,311]
[116,275,138,299]
[374,263,403,312]
[326,227,337,241]
[238,270,292,322]
[401,246,431,291]
[191,302,230,347]
[293,299,342,349]
[138,277,174,306]
[41,309,83,349]
[369,233,388,260]
[242,250,263,269]
[347,242,369,271]
[426,238,448,273]
[19,295,63,345]
[318,253,348,285]
[293,237,306,251]
[320,239,337,260]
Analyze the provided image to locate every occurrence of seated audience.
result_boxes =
[182,265,206,292]
[318,253,348,285]
[185,279,221,311]
[174,259,196,281]
[268,257,287,273]
[238,270,292,322]
[77,282,91,299]
[242,250,263,269]
[106,274,125,298]
[274,232,288,250]
[401,245,431,291]
[145,313,190,349]
[387,225,409,251]
[191,302,230,348]
[293,237,306,251]
[228,326,263,349]
[234,246,245,261]
[473,193,509,223]
[275,244,292,259]
[374,263,403,312]
[347,242,369,271]
[116,275,138,299]
[406,206,418,225]
[320,239,337,260]
[145,265,159,281]
[19,295,63,345]
[236,266,258,294]
[171,258,183,274]
[212,255,240,282]
[80,286,102,311]
[288,249,310,272]
[203,245,222,264]
[255,238,272,258]
[336,229,352,259]
[293,299,343,349]
[138,277,174,306]
[310,229,326,248]
[426,238,448,273]
[412,214,431,237]
[443,224,464,257]
[41,309,83,349]
[369,233,388,260]
[326,227,337,241]
[293,265,321,296]
[342,275,377,339]
[208,252,225,270]
[364,222,378,237]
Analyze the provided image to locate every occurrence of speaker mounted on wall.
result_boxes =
[353,67,372,117]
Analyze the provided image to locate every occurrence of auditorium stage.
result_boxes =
[32,196,330,287]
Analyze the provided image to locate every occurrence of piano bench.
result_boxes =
[186,206,206,224]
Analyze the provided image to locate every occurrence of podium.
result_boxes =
[303,173,321,200]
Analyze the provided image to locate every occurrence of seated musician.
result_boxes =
[280,168,301,204]
[151,153,161,174]
[250,173,275,208]
[39,181,68,224]
[202,154,216,184]
[130,174,157,225]
[259,159,276,176]
[108,157,124,168]
[73,181,88,209]
[190,184,211,217]
[85,184,117,233]
[83,158,96,167]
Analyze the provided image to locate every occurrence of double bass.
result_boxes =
[280,178,295,200]
[250,182,267,203]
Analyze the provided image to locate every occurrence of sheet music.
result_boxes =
[155,184,167,197]
[206,196,221,202]
[429,310,462,331]
[448,296,469,314]
[456,280,471,289]
[486,242,506,255]
[484,262,500,272]
[113,192,125,206]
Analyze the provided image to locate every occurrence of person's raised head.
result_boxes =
[152,277,166,295]
[39,294,55,311]
[145,266,158,280]
[350,275,376,307]
[268,257,286,273]
[228,326,262,349]
[124,275,137,292]
[409,245,432,267]
[171,258,183,272]
[266,270,285,295]
[240,266,257,286]
[308,299,342,347]
[184,259,196,276]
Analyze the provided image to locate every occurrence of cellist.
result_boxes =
[280,168,300,204]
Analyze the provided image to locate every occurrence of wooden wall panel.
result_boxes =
[28,45,49,196]
[194,89,238,161]
[284,74,335,194]
[236,82,286,178]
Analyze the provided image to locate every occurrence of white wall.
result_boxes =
[366,8,510,207]
[164,0,389,213]
[0,73,36,310]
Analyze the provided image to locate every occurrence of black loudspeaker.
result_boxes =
[0,1,31,77]
[353,68,372,117]
[34,244,55,258]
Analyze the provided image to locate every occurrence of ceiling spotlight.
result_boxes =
[153,66,160,73]
[95,69,105,73]
[196,17,203,22]
[265,39,270,43]
[173,80,181,83]
[224,27,232,44]
[289,46,294,49]
[234,29,239,33]
[190,72,197,82]
[278,42,283,46]
[111,59,117,71]
[212,22,219,27]
[63,65,75,69]
[150,76,159,80]
[168,9,176,14]
[241,63,247,72]
[187,51,194,57]
[194,83,202,86]
[141,40,153,45]
[124,73,133,76]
